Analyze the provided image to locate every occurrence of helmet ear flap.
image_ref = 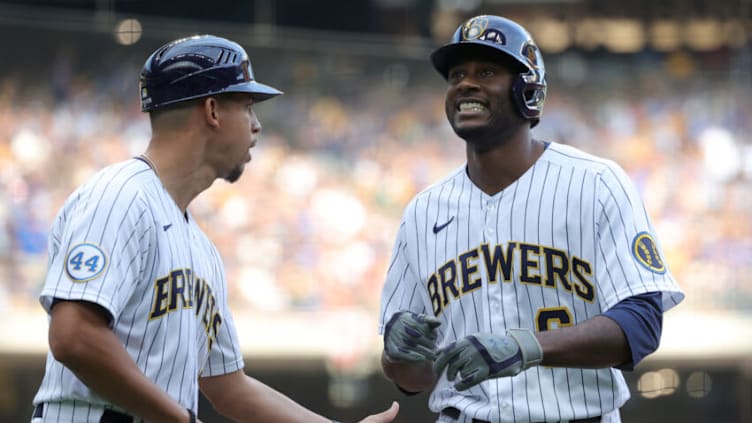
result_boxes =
[511,72,546,127]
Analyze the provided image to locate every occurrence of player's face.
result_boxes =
[444,58,525,151]
[213,94,261,183]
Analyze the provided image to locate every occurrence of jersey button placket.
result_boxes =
[484,200,496,240]
[483,198,502,333]
[490,297,502,313]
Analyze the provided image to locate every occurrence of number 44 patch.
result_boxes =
[65,243,108,282]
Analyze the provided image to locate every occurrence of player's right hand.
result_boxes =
[383,311,441,362]
[433,329,543,391]
[356,401,399,423]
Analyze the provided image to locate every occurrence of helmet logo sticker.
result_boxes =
[462,16,489,40]
[631,232,666,274]
[462,16,506,45]
[522,42,543,69]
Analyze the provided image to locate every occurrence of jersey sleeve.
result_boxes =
[39,183,154,323]
[201,307,245,377]
[594,163,684,312]
[378,205,433,334]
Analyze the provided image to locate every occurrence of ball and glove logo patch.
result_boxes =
[631,232,665,274]
[65,243,108,282]
[461,16,506,45]
[462,16,489,40]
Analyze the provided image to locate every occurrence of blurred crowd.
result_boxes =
[1,43,751,321]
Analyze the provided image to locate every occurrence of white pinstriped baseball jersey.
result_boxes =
[32,158,244,422]
[379,141,684,423]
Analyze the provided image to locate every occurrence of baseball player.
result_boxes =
[378,15,684,423]
[31,35,398,423]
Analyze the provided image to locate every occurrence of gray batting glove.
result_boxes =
[433,329,543,391]
[383,311,441,363]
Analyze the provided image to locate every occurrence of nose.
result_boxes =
[250,110,262,133]
[454,74,481,92]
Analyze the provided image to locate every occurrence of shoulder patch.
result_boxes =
[631,232,666,274]
[65,243,108,282]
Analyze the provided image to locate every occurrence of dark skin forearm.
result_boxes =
[380,352,436,393]
[536,315,630,368]
[48,301,193,423]
[382,314,629,393]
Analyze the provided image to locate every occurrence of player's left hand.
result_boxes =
[433,329,543,391]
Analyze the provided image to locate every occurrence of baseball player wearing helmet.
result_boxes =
[378,15,684,423]
[31,35,398,423]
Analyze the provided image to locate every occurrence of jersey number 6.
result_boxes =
[536,306,573,331]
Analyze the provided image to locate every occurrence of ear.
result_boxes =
[202,97,221,128]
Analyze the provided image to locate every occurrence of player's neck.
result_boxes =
[141,143,214,213]
[465,137,545,195]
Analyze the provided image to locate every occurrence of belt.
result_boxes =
[441,406,602,423]
[33,404,134,422]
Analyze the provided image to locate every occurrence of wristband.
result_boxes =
[187,408,196,423]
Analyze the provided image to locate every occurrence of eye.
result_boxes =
[448,69,465,83]
[479,68,496,78]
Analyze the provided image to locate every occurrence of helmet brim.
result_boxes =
[430,41,526,80]
[227,80,283,103]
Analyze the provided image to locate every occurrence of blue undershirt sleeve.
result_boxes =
[602,291,663,371]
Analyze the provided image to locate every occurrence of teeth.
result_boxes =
[459,101,486,112]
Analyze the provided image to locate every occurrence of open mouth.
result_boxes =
[457,100,488,113]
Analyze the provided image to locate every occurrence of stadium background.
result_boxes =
[0,0,750,421]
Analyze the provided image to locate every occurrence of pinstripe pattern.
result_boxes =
[379,142,684,423]
[32,159,244,422]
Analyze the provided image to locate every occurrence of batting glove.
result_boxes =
[383,311,441,363]
[433,329,543,391]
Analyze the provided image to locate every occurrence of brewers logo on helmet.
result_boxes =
[430,15,547,127]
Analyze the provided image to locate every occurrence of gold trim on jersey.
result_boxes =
[535,306,574,332]
[148,268,223,351]
[426,241,595,316]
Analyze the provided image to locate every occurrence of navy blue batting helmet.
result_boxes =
[430,15,546,127]
[139,35,282,112]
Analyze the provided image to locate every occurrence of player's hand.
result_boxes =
[433,329,543,391]
[355,401,399,423]
[383,311,441,363]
